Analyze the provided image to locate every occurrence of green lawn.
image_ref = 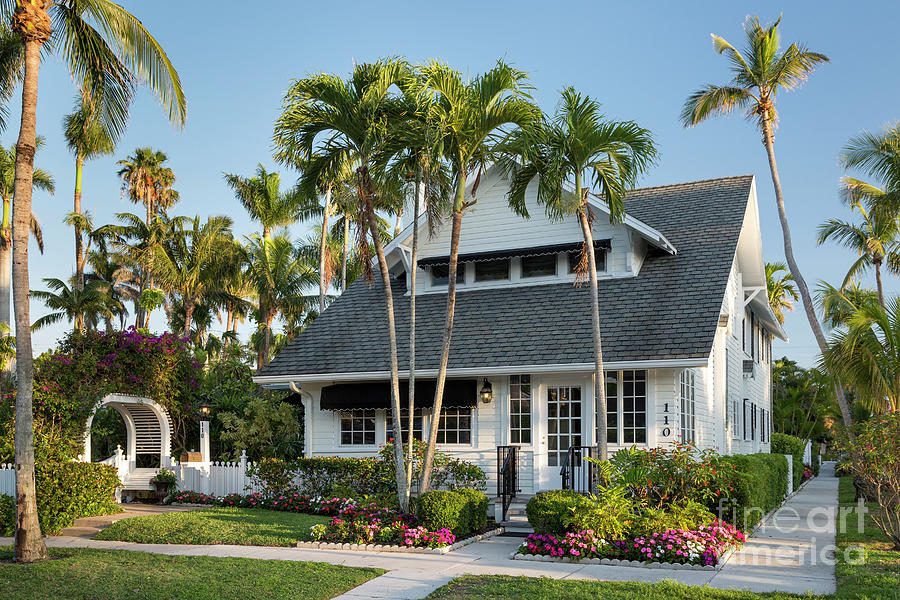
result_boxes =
[425,576,823,599]
[94,507,329,546]
[835,476,900,599]
[0,546,382,600]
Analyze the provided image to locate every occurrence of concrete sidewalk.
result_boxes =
[1,464,839,599]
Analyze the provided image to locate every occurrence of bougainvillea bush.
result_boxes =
[518,520,745,566]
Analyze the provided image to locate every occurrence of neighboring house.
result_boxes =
[254,168,786,495]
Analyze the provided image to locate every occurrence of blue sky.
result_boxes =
[9,1,900,366]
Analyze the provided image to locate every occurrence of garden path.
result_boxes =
[0,465,839,599]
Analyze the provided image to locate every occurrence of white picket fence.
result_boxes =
[0,463,13,496]
[173,451,262,497]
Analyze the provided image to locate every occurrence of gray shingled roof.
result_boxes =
[259,175,753,377]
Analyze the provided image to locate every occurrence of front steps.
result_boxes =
[493,495,533,532]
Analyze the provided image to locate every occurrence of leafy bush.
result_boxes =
[525,490,593,536]
[417,490,471,535]
[453,488,489,532]
[379,440,487,492]
[835,412,900,550]
[218,398,303,461]
[771,432,805,489]
[632,500,716,537]
[0,493,12,536]
[718,453,788,531]
[35,462,122,534]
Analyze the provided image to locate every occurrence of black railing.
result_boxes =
[560,445,599,494]
[496,445,518,521]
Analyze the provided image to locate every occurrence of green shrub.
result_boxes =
[719,453,788,532]
[632,499,716,537]
[525,490,593,536]
[417,490,470,535]
[454,488,489,532]
[380,440,487,492]
[563,488,634,540]
[248,456,392,498]
[35,462,122,534]
[771,432,805,489]
[0,493,12,536]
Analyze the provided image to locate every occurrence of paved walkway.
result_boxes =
[1,464,839,599]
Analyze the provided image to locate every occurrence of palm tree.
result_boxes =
[85,249,136,330]
[503,87,656,462]
[818,201,900,308]
[151,215,233,336]
[678,16,856,430]
[0,140,52,331]
[31,278,112,333]
[242,234,316,368]
[766,262,799,325]
[273,59,413,510]
[413,60,539,492]
[3,0,185,560]
[63,93,116,291]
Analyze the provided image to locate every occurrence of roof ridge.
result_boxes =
[625,174,754,195]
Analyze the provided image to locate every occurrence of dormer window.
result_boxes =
[521,254,557,278]
[568,247,606,273]
[474,259,510,282]
[431,264,464,286]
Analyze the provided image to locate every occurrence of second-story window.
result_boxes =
[431,264,464,286]
[521,254,557,278]
[568,248,606,273]
[474,259,509,282]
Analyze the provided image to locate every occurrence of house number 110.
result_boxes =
[661,402,671,437]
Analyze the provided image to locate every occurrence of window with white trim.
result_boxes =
[599,370,647,444]
[474,259,509,282]
[521,255,557,278]
[385,409,424,443]
[567,247,606,273]
[605,371,618,444]
[743,399,751,441]
[508,375,532,444]
[436,407,472,444]
[339,410,376,445]
[679,369,696,444]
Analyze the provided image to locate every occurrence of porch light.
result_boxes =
[479,379,493,403]
[198,401,211,418]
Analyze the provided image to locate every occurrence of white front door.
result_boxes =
[544,384,584,489]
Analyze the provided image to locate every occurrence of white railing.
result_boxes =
[0,463,13,497]
[173,450,261,497]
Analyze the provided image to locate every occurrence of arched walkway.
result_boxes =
[83,393,173,491]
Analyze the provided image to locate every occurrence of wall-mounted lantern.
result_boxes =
[479,379,493,404]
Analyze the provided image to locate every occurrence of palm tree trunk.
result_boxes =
[1,196,10,333]
[74,153,85,291]
[760,117,855,431]
[262,311,275,367]
[318,185,331,314]
[875,259,886,309]
[405,169,421,497]
[360,166,408,512]
[11,29,49,563]
[225,307,234,346]
[341,216,349,291]
[420,176,465,493]
[575,178,607,461]
[183,299,194,337]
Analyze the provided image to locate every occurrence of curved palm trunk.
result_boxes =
[318,185,331,313]
[405,170,421,496]
[12,30,49,563]
[420,176,465,493]
[74,153,85,291]
[575,179,608,462]
[341,216,349,291]
[761,118,855,432]
[875,258,886,309]
[360,167,409,511]
[1,196,10,333]
[262,310,275,368]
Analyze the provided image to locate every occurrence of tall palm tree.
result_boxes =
[151,215,233,336]
[414,60,538,491]
[0,140,51,331]
[504,87,656,462]
[64,93,116,291]
[678,16,855,429]
[85,248,136,330]
[31,278,112,333]
[3,0,185,561]
[765,262,799,325]
[818,201,900,308]
[242,233,315,368]
[274,59,413,510]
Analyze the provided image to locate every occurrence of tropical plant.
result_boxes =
[765,262,799,325]
[63,94,116,291]
[503,86,655,463]
[0,139,52,331]
[772,358,834,442]
[679,16,853,429]
[224,164,301,242]
[85,248,138,330]
[273,58,413,509]
[30,278,113,333]
[150,214,233,336]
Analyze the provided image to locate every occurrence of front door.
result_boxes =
[545,385,583,489]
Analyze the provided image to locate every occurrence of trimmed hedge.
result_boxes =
[525,490,593,536]
[417,488,489,536]
[771,432,805,489]
[0,493,12,536]
[719,452,788,531]
[36,462,122,534]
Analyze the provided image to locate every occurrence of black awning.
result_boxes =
[320,379,478,411]
[417,239,611,268]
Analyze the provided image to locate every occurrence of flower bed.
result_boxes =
[515,520,745,569]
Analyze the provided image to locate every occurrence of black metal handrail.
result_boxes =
[560,445,599,494]
[496,445,518,522]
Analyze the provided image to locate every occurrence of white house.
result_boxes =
[254,169,786,500]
